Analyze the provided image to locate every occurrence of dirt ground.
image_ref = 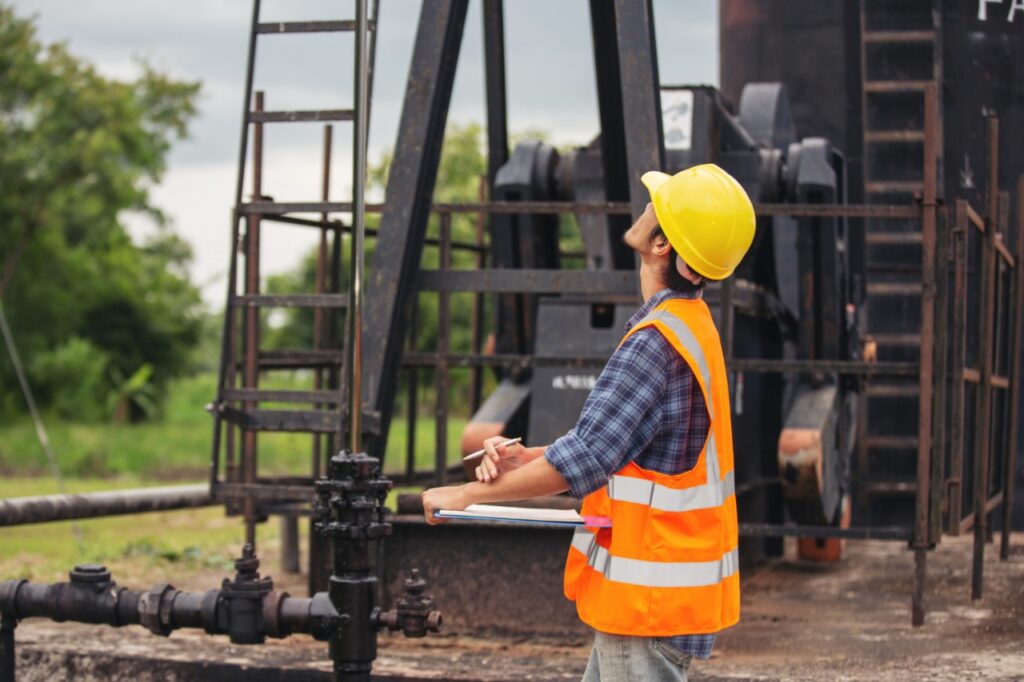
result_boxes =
[7,533,1023,681]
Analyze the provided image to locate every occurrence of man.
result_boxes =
[422,164,755,681]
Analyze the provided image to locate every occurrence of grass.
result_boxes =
[0,372,472,585]
[0,477,256,585]
[0,373,470,479]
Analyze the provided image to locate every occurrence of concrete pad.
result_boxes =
[6,533,1023,681]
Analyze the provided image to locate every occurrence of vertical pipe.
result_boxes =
[327,223,343,459]
[348,0,370,455]
[948,201,969,535]
[0,618,13,682]
[917,82,937,622]
[470,176,487,413]
[435,213,452,486]
[912,548,927,628]
[406,303,420,482]
[313,125,334,478]
[1002,177,1024,560]
[242,90,265,549]
[930,207,950,543]
[720,278,735,362]
[280,515,300,574]
[972,117,999,600]
[911,82,939,626]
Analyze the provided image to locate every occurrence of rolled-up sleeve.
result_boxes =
[544,329,670,499]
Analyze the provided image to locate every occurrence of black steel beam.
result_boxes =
[399,352,919,376]
[589,0,635,270]
[613,0,663,219]
[237,200,919,219]
[482,0,508,185]
[739,523,912,540]
[416,269,638,295]
[361,0,470,460]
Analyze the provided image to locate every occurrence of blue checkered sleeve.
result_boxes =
[544,329,671,499]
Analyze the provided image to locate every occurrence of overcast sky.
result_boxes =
[15,0,718,306]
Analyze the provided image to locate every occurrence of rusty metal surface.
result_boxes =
[0,485,213,527]
[1002,178,1024,560]
[971,119,1000,601]
[382,516,585,639]
[913,82,938,561]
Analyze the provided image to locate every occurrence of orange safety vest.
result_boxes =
[563,297,740,636]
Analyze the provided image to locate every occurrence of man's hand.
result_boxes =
[421,484,471,525]
[475,435,533,483]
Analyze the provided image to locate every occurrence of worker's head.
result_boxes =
[623,203,707,293]
[624,164,756,291]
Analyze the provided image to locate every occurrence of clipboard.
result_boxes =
[433,503,611,528]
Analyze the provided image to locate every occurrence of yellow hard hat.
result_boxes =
[641,164,756,280]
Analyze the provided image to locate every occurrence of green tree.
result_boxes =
[0,5,202,421]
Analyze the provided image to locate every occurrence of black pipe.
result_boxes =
[0,485,213,527]
[0,456,440,680]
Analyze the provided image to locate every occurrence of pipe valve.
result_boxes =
[373,569,442,638]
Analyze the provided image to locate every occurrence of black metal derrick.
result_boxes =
[209,0,1019,630]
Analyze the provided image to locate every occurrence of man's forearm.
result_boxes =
[464,453,568,505]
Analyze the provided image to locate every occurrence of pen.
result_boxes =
[461,437,522,462]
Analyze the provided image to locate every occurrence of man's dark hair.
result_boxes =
[651,224,708,293]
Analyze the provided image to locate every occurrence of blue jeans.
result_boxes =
[581,631,693,681]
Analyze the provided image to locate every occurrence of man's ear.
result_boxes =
[651,232,672,257]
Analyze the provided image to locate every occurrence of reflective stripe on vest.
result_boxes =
[639,308,720,481]
[609,467,735,512]
[571,526,739,588]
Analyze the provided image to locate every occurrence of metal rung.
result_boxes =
[871,333,922,346]
[866,232,922,245]
[867,281,922,295]
[864,130,925,143]
[862,30,936,44]
[221,388,344,404]
[864,80,932,93]
[866,384,918,398]
[865,181,923,193]
[865,435,918,449]
[218,406,341,433]
[256,20,367,34]
[248,110,354,123]
[215,483,316,503]
[866,263,921,274]
[866,480,917,495]
[257,349,346,369]
[231,294,348,308]
[217,405,379,434]
[417,269,637,296]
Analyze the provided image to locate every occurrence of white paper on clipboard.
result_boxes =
[434,504,611,528]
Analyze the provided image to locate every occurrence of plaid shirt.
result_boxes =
[545,287,716,659]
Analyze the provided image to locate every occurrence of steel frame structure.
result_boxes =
[200,1,1022,627]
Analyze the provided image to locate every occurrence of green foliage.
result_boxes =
[108,363,158,423]
[0,5,202,421]
[27,337,110,420]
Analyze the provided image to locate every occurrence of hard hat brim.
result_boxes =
[641,171,671,196]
